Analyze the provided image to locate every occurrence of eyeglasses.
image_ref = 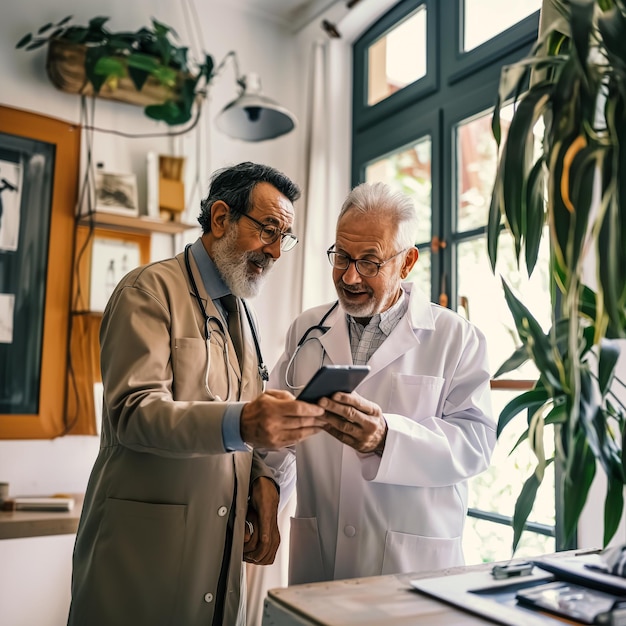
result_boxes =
[326,246,407,277]
[238,212,299,251]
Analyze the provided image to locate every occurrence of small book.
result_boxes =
[12,497,74,512]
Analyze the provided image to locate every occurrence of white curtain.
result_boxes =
[300,39,342,311]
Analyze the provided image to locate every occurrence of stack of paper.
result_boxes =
[13,497,74,512]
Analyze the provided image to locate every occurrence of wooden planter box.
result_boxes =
[45,38,178,108]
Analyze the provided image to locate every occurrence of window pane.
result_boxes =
[456,231,551,380]
[456,111,499,232]
[463,0,541,52]
[456,104,543,233]
[365,137,432,244]
[465,388,555,564]
[368,6,427,106]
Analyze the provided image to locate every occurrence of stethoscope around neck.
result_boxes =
[284,300,339,390]
[184,244,268,401]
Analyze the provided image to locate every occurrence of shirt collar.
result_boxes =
[189,238,231,301]
[347,288,408,336]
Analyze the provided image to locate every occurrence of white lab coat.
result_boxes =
[267,283,495,584]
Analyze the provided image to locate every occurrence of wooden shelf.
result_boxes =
[0,494,84,540]
[77,211,197,235]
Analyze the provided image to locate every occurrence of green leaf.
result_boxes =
[562,433,596,545]
[93,56,126,78]
[144,100,191,125]
[604,476,624,546]
[25,40,48,51]
[127,66,150,91]
[524,157,545,274]
[598,338,620,397]
[512,469,542,553]
[598,6,626,66]
[501,279,562,389]
[568,0,595,74]
[126,53,160,72]
[497,388,549,437]
[37,22,54,35]
[15,33,33,49]
[493,345,529,378]
[501,86,551,247]
[598,191,625,336]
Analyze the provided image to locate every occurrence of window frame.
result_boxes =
[351,0,559,554]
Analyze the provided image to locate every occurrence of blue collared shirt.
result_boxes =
[189,238,249,452]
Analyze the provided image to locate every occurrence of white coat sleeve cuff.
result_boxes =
[357,450,382,480]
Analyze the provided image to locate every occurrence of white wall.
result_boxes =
[0,1,309,624]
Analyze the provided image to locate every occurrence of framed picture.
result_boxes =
[0,106,80,438]
[89,236,141,311]
[94,170,139,216]
[66,226,149,435]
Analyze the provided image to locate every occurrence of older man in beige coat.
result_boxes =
[67,163,325,626]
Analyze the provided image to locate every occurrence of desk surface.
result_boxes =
[264,552,587,626]
[0,494,83,540]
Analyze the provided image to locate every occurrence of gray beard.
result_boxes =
[212,225,273,298]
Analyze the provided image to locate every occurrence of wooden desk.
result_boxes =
[0,494,83,540]
[262,553,587,626]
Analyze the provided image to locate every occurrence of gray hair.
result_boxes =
[337,182,419,250]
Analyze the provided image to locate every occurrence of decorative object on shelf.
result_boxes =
[16,18,297,140]
[16,16,214,126]
[488,0,626,551]
[158,155,186,221]
[94,170,139,217]
[215,51,297,141]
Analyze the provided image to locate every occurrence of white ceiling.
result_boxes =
[231,0,339,30]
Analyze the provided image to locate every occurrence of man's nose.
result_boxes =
[263,238,282,259]
[341,261,362,284]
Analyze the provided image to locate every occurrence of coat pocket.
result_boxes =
[89,498,187,626]
[289,517,326,584]
[388,374,445,420]
[173,336,230,401]
[381,529,463,575]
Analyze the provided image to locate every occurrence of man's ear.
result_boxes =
[400,247,419,279]
[210,200,230,237]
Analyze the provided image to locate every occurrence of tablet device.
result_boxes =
[298,365,370,403]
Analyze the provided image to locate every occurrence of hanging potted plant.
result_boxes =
[16,16,214,126]
[488,0,626,552]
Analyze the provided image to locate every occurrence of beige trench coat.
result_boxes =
[68,250,270,626]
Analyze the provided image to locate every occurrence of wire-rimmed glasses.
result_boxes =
[326,245,407,277]
[238,213,298,251]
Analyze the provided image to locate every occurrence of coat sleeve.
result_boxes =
[367,322,496,487]
[256,324,301,507]
[99,272,233,458]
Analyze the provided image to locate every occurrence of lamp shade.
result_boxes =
[216,73,297,141]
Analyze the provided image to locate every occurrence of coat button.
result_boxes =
[204,592,214,603]
[344,525,356,537]
[217,506,228,517]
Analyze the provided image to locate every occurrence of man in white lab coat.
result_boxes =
[267,181,496,584]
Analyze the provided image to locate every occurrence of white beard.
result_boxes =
[212,223,274,298]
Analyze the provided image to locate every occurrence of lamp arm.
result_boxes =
[214,50,246,92]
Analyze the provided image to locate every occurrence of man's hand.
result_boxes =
[240,389,326,449]
[243,476,280,565]
[318,391,387,454]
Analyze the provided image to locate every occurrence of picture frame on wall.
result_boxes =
[89,235,142,312]
[94,170,139,216]
[0,105,80,438]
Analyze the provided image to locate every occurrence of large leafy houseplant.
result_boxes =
[16,16,214,126]
[489,0,626,552]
